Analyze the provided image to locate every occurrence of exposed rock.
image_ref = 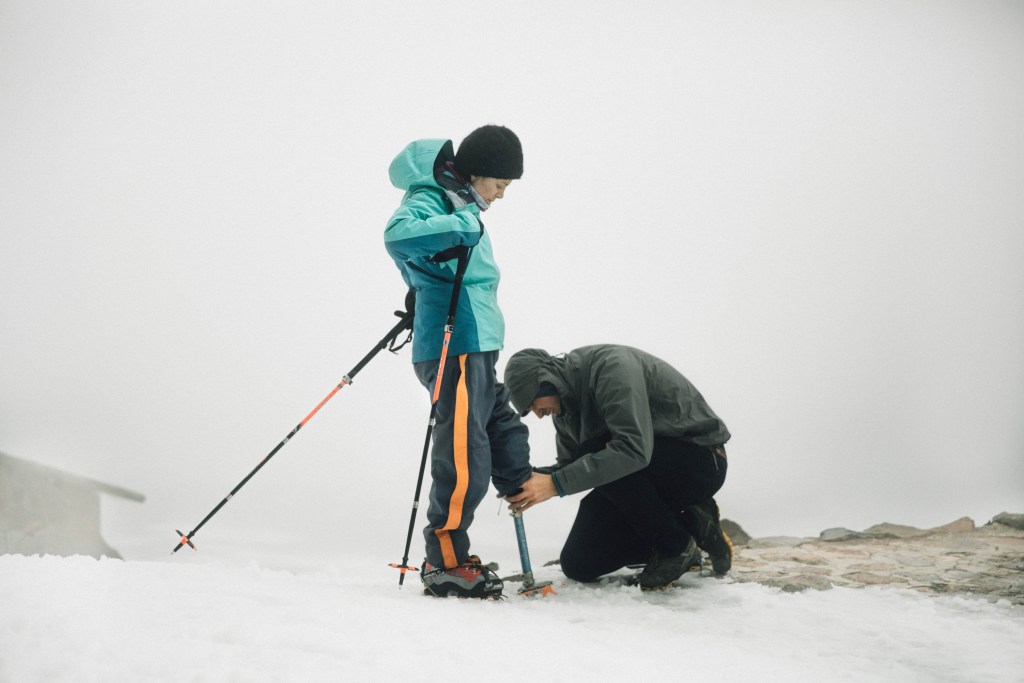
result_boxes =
[863,523,929,539]
[992,512,1024,531]
[847,562,899,572]
[758,573,834,593]
[842,571,905,585]
[928,517,975,534]
[537,514,1024,604]
[720,519,750,546]
[820,527,868,542]
[941,537,988,552]
[745,536,809,549]
[891,553,933,567]
[724,515,1024,604]
[760,550,829,565]
[822,546,873,559]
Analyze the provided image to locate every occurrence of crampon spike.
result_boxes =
[518,581,557,598]
[173,529,197,552]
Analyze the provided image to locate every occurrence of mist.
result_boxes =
[1,1,1022,565]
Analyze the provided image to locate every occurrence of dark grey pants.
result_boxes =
[414,351,531,568]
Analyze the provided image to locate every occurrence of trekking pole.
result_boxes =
[389,249,472,587]
[171,309,414,554]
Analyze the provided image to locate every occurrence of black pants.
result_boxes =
[559,437,727,582]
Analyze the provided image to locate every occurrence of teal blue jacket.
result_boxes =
[384,139,505,363]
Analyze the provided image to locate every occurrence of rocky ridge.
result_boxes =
[722,512,1024,604]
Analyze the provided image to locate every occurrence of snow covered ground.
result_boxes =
[2,3,1023,681]
[2,549,1022,682]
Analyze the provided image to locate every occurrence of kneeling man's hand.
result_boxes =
[503,473,556,513]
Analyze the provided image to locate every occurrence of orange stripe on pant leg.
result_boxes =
[435,354,470,568]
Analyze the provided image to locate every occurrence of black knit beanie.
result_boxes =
[454,125,523,180]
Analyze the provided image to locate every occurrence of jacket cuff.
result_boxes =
[551,471,567,497]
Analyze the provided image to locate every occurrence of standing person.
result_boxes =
[502,345,733,591]
[384,125,532,599]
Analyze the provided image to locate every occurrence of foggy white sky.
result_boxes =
[2,1,1022,560]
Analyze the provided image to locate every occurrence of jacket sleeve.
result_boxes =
[384,187,482,262]
[554,427,578,467]
[551,350,654,495]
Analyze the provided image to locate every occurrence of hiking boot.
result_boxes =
[682,498,734,576]
[638,538,702,592]
[421,555,504,599]
[630,544,702,586]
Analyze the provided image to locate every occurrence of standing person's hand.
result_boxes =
[503,473,557,513]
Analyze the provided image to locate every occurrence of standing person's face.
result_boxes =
[471,176,512,204]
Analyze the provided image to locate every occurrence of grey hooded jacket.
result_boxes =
[504,345,730,496]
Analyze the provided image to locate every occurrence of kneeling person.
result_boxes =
[502,345,733,591]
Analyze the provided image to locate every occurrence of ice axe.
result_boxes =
[508,489,556,597]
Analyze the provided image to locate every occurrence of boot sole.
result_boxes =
[423,586,503,599]
[707,529,734,576]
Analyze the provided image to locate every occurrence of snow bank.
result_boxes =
[2,554,1022,682]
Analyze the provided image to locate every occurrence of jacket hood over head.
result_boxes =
[388,139,454,192]
[504,348,569,416]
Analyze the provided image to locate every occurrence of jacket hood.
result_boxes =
[388,138,454,192]
[504,348,565,416]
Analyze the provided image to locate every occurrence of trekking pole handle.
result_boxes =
[444,249,471,324]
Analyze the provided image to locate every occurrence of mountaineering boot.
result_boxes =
[682,498,734,576]
[631,542,701,587]
[638,538,702,591]
[421,555,504,599]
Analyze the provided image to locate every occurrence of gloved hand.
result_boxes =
[404,287,416,314]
